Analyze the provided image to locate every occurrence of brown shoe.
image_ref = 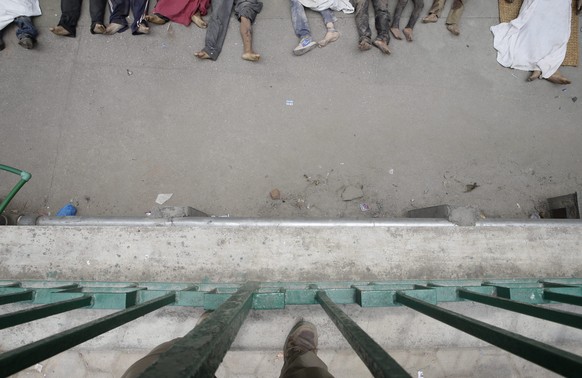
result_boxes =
[283,321,318,362]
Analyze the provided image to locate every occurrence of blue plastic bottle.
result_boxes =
[56,204,77,216]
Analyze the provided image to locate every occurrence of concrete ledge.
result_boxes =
[1,219,582,282]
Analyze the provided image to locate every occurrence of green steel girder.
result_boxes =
[2,279,582,310]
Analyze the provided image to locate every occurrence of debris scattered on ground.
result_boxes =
[155,193,173,205]
[389,169,394,175]
[341,185,364,201]
[359,203,370,212]
[516,203,521,209]
[34,364,43,373]
[56,203,77,216]
[270,188,281,200]
[418,371,424,378]
[464,182,479,193]
[286,99,294,106]
[572,97,578,103]
[304,174,321,186]
[530,211,541,219]
[126,69,133,76]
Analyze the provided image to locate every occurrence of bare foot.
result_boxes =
[105,23,124,35]
[446,24,460,36]
[318,29,340,47]
[547,70,571,85]
[358,40,372,51]
[191,12,208,29]
[422,14,438,23]
[527,70,541,81]
[195,50,211,59]
[93,23,106,34]
[242,52,260,61]
[145,14,167,25]
[403,27,414,42]
[50,25,71,36]
[373,39,391,54]
[136,24,150,34]
[390,27,402,40]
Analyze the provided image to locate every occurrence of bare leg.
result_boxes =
[191,11,208,28]
[240,17,260,61]
[390,0,407,40]
[403,0,424,41]
[318,22,340,47]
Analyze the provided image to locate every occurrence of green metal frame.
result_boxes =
[0,164,31,215]
[2,278,582,377]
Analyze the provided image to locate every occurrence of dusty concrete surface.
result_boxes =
[0,0,581,220]
[2,222,582,281]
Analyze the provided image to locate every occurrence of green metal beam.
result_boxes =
[458,289,582,330]
[140,281,260,378]
[0,296,93,330]
[0,289,33,305]
[0,293,175,377]
[316,290,411,378]
[395,292,582,377]
[543,290,582,307]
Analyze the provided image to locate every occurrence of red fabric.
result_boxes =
[153,0,210,26]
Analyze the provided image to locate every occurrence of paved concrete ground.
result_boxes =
[0,0,581,219]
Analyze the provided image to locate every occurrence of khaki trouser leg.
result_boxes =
[446,0,465,25]
[280,351,335,378]
[427,0,446,17]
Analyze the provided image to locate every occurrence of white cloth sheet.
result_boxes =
[490,0,571,78]
[0,0,41,31]
[298,0,354,14]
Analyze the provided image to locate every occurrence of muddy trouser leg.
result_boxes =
[58,0,82,37]
[14,16,39,40]
[391,0,407,29]
[279,351,335,378]
[290,0,311,38]
[406,0,424,28]
[89,0,106,32]
[354,0,372,44]
[202,0,234,60]
[108,0,130,30]
[427,0,445,16]
[319,9,335,26]
[130,0,149,34]
[372,0,390,43]
[445,0,464,25]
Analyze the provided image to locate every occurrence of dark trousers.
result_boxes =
[391,0,424,30]
[202,0,263,60]
[15,16,39,40]
[107,0,150,34]
[354,0,391,44]
[58,0,107,36]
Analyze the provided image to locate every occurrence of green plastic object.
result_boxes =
[0,164,31,215]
